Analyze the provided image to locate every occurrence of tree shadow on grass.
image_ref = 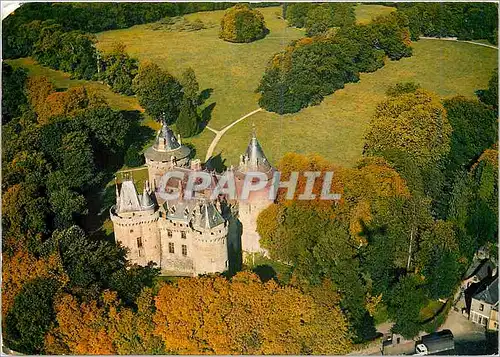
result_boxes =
[205,152,227,173]
[183,142,197,160]
[200,102,216,129]
[198,88,214,106]
[122,110,156,149]
[226,216,243,277]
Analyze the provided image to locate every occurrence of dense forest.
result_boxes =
[396,2,498,44]
[257,76,499,340]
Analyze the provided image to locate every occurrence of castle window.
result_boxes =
[181,231,186,239]
[167,229,172,238]
[137,237,143,248]
[169,242,174,254]
[182,244,187,256]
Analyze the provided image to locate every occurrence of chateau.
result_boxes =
[110,121,274,276]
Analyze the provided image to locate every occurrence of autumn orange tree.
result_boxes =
[153,272,352,354]
[256,152,423,341]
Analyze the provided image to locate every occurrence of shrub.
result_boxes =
[219,4,268,43]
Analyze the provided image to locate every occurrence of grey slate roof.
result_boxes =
[144,122,191,162]
[195,202,225,230]
[163,199,198,222]
[163,199,225,230]
[464,259,493,280]
[473,276,499,305]
[140,188,154,209]
[237,131,274,178]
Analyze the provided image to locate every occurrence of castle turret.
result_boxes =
[191,201,229,274]
[235,129,274,258]
[236,128,274,179]
[110,178,160,267]
[144,120,192,191]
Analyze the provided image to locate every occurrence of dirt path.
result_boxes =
[205,108,262,162]
[420,36,498,50]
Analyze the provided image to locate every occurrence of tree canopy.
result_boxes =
[219,4,268,43]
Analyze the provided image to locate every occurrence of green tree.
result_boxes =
[305,3,355,36]
[180,67,199,105]
[78,106,130,151]
[477,69,498,110]
[176,98,199,138]
[2,63,28,124]
[443,96,497,176]
[388,274,427,339]
[285,3,313,28]
[4,278,60,354]
[386,81,420,97]
[132,62,183,123]
[48,188,88,229]
[99,42,139,95]
[60,131,96,190]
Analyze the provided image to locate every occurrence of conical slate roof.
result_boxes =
[144,121,191,162]
[140,188,154,209]
[157,123,181,151]
[237,131,274,177]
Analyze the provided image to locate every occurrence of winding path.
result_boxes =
[204,108,262,162]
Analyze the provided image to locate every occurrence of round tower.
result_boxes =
[234,129,275,257]
[110,179,160,266]
[144,120,191,191]
[191,201,229,274]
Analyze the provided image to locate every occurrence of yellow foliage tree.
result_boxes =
[219,4,268,43]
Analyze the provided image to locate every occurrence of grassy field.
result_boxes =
[215,39,498,167]
[420,300,445,322]
[96,7,304,131]
[354,4,395,24]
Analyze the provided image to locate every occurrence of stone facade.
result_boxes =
[111,122,274,276]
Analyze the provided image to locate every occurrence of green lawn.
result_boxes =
[96,6,305,131]
[354,4,396,25]
[215,39,498,167]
